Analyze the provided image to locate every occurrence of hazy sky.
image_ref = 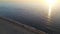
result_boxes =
[0,0,45,4]
[0,0,47,9]
[0,0,59,13]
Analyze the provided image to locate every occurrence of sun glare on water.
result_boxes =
[46,0,56,18]
[45,0,57,25]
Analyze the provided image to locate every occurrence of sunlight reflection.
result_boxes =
[46,0,57,25]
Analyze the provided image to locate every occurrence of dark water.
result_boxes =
[0,2,60,33]
[0,7,50,33]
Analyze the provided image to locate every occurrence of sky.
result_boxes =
[0,0,48,10]
[0,0,45,5]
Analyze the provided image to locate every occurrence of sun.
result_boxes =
[46,0,56,5]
